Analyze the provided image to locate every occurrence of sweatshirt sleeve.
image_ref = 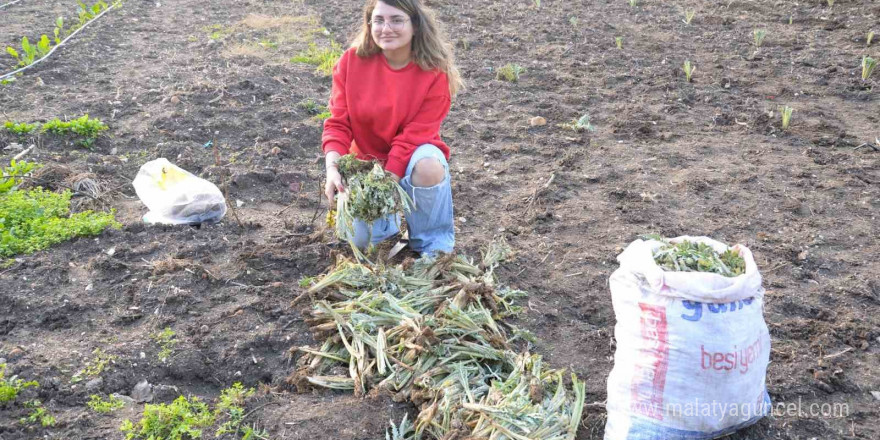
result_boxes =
[385,73,451,178]
[321,49,353,156]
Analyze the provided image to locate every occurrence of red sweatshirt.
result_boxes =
[321,47,451,178]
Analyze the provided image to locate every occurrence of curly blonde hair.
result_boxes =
[352,0,464,98]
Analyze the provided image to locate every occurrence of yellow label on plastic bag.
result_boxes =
[156,165,189,191]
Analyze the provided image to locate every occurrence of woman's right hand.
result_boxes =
[325,164,344,207]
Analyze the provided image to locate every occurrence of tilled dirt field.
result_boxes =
[1,0,878,439]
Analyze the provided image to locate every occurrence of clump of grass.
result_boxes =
[683,60,695,82]
[88,394,126,413]
[152,327,178,363]
[780,105,794,130]
[496,63,524,82]
[20,400,55,427]
[120,395,215,440]
[559,113,597,132]
[0,364,39,405]
[645,236,746,277]
[291,41,343,76]
[753,29,767,48]
[684,9,696,25]
[615,36,623,49]
[862,55,876,81]
[0,160,120,258]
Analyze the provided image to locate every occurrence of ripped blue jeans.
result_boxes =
[348,144,454,256]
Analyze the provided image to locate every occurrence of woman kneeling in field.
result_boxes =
[321,0,463,256]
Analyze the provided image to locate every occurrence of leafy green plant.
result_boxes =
[41,114,109,148]
[683,60,695,82]
[152,327,178,362]
[0,160,37,193]
[120,395,215,440]
[753,29,767,48]
[569,16,579,27]
[780,105,794,130]
[684,9,696,25]
[88,394,125,413]
[615,36,623,49]
[298,276,316,288]
[862,55,877,81]
[496,63,524,82]
[291,41,343,76]
[2,121,39,137]
[0,364,39,405]
[6,37,37,67]
[647,236,746,277]
[215,383,267,439]
[71,348,116,383]
[0,173,120,257]
[559,114,597,133]
[20,400,55,427]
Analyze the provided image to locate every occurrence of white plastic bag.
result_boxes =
[605,236,771,440]
[132,158,227,225]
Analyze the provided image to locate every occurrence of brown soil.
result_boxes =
[1,0,878,439]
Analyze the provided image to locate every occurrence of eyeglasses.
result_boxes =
[369,18,410,31]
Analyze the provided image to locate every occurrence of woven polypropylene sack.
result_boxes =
[605,236,770,440]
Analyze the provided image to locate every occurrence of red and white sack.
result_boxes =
[605,236,771,440]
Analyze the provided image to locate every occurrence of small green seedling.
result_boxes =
[20,400,55,427]
[683,60,695,82]
[0,364,39,405]
[71,348,116,383]
[120,395,215,440]
[152,327,178,363]
[780,105,794,130]
[559,114,597,133]
[569,17,579,27]
[629,0,638,7]
[753,29,767,48]
[533,0,541,7]
[868,31,875,46]
[863,56,877,81]
[54,17,65,44]
[826,0,834,6]
[788,15,793,25]
[496,63,524,82]
[215,383,266,438]
[615,36,623,49]
[684,9,696,25]
[88,394,126,413]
